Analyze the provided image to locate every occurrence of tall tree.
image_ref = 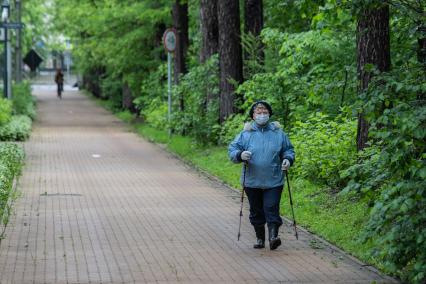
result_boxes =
[243,0,264,77]
[172,0,189,111]
[356,3,391,150]
[200,0,218,63]
[218,0,243,123]
[418,28,426,67]
[244,0,263,37]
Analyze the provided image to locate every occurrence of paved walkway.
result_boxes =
[0,86,396,283]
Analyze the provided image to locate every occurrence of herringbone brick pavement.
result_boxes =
[0,87,397,283]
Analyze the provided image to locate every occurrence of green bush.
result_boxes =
[0,115,32,141]
[12,82,36,120]
[100,77,123,111]
[341,66,426,283]
[292,111,357,189]
[135,63,167,120]
[0,143,24,221]
[0,98,12,126]
[142,98,168,129]
[219,114,247,145]
[171,55,220,144]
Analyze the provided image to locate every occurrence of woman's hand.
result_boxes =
[241,151,252,161]
[282,159,290,171]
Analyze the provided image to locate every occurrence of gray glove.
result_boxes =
[282,159,290,171]
[240,151,252,161]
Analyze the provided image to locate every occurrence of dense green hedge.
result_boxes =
[12,82,36,119]
[0,143,24,223]
[0,115,32,141]
[0,82,35,142]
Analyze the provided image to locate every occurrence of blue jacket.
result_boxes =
[228,121,295,189]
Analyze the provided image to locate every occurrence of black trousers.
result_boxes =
[244,186,283,227]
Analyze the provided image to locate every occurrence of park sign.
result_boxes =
[23,49,43,71]
[0,22,24,29]
[0,22,25,42]
[163,28,177,53]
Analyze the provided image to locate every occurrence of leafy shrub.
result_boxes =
[12,82,36,120]
[0,98,12,126]
[172,55,220,144]
[0,143,24,220]
[292,111,357,189]
[134,63,167,124]
[341,66,426,283]
[260,28,358,117]
[142,98,168,129]
[100,77,122,111]
[219,114,247,145]
[0,115,32,141]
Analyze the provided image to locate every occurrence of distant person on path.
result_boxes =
[54,69,64,99]
[228,101,295,250]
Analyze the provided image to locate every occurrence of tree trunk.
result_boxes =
[200,0,218,63]
[417,28,426,100]
[244,0,263,37]
[200,0,219,106]
[418,33,426,67]
[172,0,189,111]
[218,0,243,123]
[356,4,391,151]
[244,0,264,57]
[122,81,135,112]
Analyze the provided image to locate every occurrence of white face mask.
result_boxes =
[255,114,269,126]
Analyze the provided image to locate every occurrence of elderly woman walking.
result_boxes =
[228,101,295,250]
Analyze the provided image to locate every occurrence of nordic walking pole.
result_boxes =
[285,170,298,240]
[237,162,247,241]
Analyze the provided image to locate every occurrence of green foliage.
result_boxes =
[0,115,32,141]
[0,98,12,126]
[241,32,265,80]
[100,77,123,111]
[144,100,168,129]
[134,63,168,128]
[0,143,24,222]
[341,61,426,282]
[54,0,171,99]
[172,55,220,144]
[219,114,247,146]
[238,26,357,129]
[264,0,326,32]
[292,111,357,189]
[12,82,36,120]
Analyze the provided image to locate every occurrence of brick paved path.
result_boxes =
[0,87,397,283]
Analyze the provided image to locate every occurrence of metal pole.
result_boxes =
[167,51,172,136]
[237,162,247,241]
[285,170,298,240]
[3,27,6,98]
[15,0,21,82]
[6,27,11,98]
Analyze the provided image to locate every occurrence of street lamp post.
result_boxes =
[1,0,10,99]
[15,0,21,82]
